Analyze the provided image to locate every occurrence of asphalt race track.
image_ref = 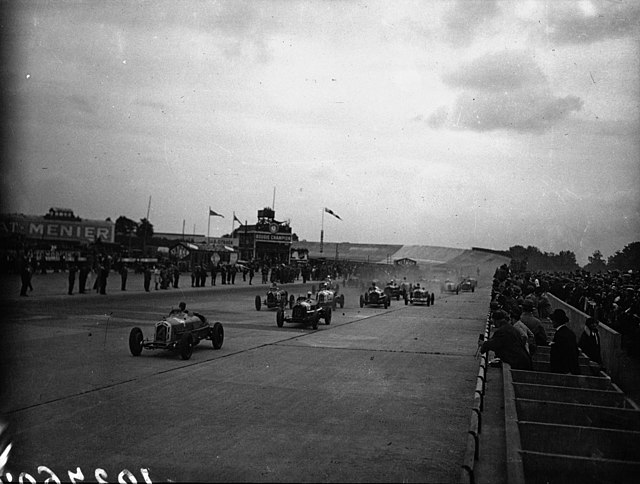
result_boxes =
[0,278,490,482]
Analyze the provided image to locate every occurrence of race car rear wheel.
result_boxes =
[276,309,285,328]
[359,295,364,308]
[324,308,332,325]
[255,295,261,311]
[129,327,143,356]
[431,293,435,305]
[210,322,224,349]
[179,333,194,360]
[405,297,408,305]
[312,313,319,330]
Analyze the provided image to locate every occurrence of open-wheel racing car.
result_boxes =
[441,279,460,294]
[129,309,224,360]
[255,284,295,311]
[276,294,332,329]
[360,284,391,308]
[385,280,402,300]
[459,278,475,292]
[316,280,345,310]
[405,284,434,306]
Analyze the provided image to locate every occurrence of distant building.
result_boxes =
[232,207,295,264]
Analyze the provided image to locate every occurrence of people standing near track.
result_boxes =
[143,265,152,292]
[480,310,532,370]
[78,263,89,294]
[211,263,218,286]
[220,264,227,285]
[119,262,128,291]
[172,264,180,289]
[229,264,237,285]
[549,309,580,375]
[19,255,32,297]
[68,261,78,295]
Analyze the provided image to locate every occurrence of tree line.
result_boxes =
[507,242,639,273]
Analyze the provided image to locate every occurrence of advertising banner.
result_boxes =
[0,215,115,243]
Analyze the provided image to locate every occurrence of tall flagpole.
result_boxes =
[143,195,151,255]
[231,211,236,234]
[272,187,276,210]
[320,207,325,254]
[207,206,211,243]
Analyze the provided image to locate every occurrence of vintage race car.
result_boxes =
[255,286,295,310]
[441,279,459,294]
[360,286,390,308]
[129,311,224,360]
[405,285,434,306]
[459,278,475,292]
[385,280,402,300]
[276,296,332,329]
[316,281,345,309]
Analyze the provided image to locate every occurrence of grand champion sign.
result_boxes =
[0,215,115,243]
[254,232,292,243]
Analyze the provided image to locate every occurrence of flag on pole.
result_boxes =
[324,207,342,220]
[233,213,242,224]
[209,209,224,218]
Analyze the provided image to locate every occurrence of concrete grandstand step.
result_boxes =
[512,382,631,407]
[510,370,613,390]
[515,399,640,430]
[518,421,640,460]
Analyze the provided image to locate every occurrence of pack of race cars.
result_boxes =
[128,276,471,359]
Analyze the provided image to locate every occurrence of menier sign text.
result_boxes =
[0,215,115,243]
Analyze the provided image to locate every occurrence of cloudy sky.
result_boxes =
[2,0,639,265]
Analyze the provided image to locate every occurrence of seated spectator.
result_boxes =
[480,310,532,370]
[521,299,548,347]
[579,317,602,365]
[550,309,580,375]
[510,306,537,356]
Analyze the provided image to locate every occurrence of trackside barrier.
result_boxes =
[460,312,491,484]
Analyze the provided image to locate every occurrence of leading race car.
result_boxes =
[316,280,345,310]
[129,308,224,360]
[405,284,434,306]
[276,294,332,329]
[255,283,295,310]
[441,279,460,294]
[360,283,390,309]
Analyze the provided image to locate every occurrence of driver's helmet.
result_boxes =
[320,282,327,289]
[270,282,278,290]
[307,291,313,299]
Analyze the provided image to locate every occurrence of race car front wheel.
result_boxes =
[211,322,224,349]
[179,333,194,360]
[255,295,261,311]
[129,327,143,356]
[276,309,285,328]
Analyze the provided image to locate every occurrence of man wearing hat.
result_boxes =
[480,310,532,370]
[550,309,580,375]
